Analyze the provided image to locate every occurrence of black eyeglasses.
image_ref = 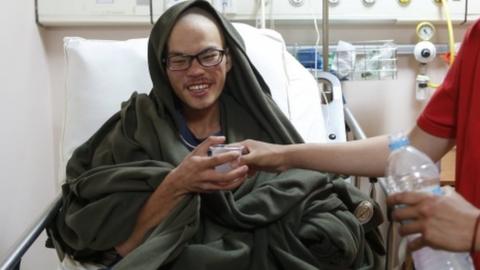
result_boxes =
[164,48,227,71]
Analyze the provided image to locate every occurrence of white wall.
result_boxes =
[0,1,58,270]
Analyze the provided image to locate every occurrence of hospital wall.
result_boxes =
[0,1,58,269]
[0,1,475,269]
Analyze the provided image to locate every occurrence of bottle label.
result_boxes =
[418,185,444,196]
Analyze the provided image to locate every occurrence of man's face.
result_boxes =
[166,13,231,114]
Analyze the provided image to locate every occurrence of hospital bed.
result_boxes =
[1,22,395,270]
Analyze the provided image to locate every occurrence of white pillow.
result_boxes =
[60,37,152,182]
[60,23,327,183]
[234,24,326,144]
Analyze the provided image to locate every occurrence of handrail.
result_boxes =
[0,194,62,270]
[344,106,367,140]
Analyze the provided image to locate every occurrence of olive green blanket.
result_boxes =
[50,1,385,269]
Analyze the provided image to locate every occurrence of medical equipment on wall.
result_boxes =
[36,0,473,26]
[414,22,437,100]
[416,21,436,41]
[289,41,398,81]
[414,38,437,100]
[414,0,458,101]
[335,40,397,81]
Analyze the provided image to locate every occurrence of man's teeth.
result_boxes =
[188,84,209,91]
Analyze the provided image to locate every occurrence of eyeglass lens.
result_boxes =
[167,48,224,71]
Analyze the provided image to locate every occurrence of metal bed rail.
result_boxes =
[0,194,62,270]
[344,105,397,270]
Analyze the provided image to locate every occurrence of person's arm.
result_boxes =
[387,187,480,252]
[239,135,390,177]
[239,125,455,177]
[409,125,455,163]
[115,136,249,256]
[114,175,184,256]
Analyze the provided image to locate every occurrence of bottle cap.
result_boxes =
[388,134,409,151]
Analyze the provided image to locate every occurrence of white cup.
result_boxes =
[209,144,244,173]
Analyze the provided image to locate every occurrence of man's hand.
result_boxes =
[115,136,249,256]
[166,136,249,195]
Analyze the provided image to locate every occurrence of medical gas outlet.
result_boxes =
[414,22,438,100]
[414,22,437,64]
[414,41,436,100]
[416,74,431,101]
[415,21,437,64]
[414,41,437,64]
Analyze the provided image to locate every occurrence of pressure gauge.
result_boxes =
[416,22,436,41]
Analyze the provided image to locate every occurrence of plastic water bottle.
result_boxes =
[382,133,474,270]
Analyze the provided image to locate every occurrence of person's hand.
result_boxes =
[237,139,288,174]
[165,136,249,195]
[387,187,480,252]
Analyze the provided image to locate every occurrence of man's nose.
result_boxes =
[186,58,205,75]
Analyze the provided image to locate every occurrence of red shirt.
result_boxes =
[417,20,480,266]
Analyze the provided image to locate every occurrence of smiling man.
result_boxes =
[165,9,231,143]
[48,1,385,269]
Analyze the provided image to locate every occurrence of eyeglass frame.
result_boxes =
[163,47,228,71]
